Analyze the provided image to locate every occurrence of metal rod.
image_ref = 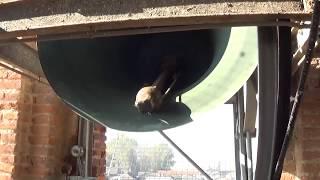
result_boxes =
[237,88,248,180]
[158,130,213,180]
[273,0,320,179]
[0,61,49,85]
[233,101,241,180]
[77,116,84,176]
[245,132,253,180]
[0,20,316,45]
[84,119,92,177]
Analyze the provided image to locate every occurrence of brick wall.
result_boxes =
[282,47,320,180]
[0,67,22,180]
[92,124,107,178]
[0,67,107,179]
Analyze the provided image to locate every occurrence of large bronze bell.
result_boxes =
[37,28,253,132]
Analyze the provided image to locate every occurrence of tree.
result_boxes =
[107,135,175,175]
[137,143,175,172]
[106,134,138,174]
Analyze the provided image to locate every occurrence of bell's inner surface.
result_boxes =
[38,28,231,132]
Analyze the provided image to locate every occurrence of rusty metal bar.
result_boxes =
[0,20,316,45]
[0,60,48,85]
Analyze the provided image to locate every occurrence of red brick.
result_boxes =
[0,120,17,130]
[18,123,30,134]
[27,166,52,176]
[302,128,320,140]
[13,165,28,175]
[7,72,21,80]
[302,162,320,174]
[32,84,52,94]
[93,150,106,157]
[0,174,12,180]
[18,113,31,123]
[306,77,320,88]
[0,102,18,110]
[92,157,106,167]
[304,89,320,102]
[93,149,106,158]
[33,95,57,105]
[15,155,30,165]
[302,150,320,161]
[0,92,5,99]
[302,139,320,150]
[92,165,106,176]
[0,133,17,144]
[2,111,18,120]
[94,141,106,150]
[18,104,32,113]
[21,81,33,93]
[300,175,320,180]
[94,124,106,133]
[32,104,55,114]
[0,144,15,154]
[30,125,51,136]
[29,156,54,167]
[0,155,15,165]
[301,103,320,115]
[20,94,32,104]
[0,71,8,79]
[0,162,14,173]
[2,90,20,101]
[28,146,54,157]
[282,161,296,173]
[97,175,106,180]
[302,114,320,127]
[28,136,56,145]
[93,132,106,142]
[0,78,89,178]
[0,80,21,89]
[32,114,51,124]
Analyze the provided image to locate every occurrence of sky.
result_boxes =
[106,104,236,171]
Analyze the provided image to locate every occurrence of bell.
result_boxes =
[38,28,255,132]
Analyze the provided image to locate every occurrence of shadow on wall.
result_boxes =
[280,49,320,179]
[10,75,79,179]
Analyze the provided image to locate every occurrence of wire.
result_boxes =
[273,0,320,179]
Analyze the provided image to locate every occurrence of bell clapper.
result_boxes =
[135,56,179,114]
[163,72,179,99]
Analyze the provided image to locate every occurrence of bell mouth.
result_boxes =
[37,28,231,132]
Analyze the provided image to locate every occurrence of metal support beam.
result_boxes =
[255,27,279,180]
[0,0,312,44]
[159,130,213,180]
[0,42,45,77]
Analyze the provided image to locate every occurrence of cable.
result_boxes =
[273,0,320,179]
